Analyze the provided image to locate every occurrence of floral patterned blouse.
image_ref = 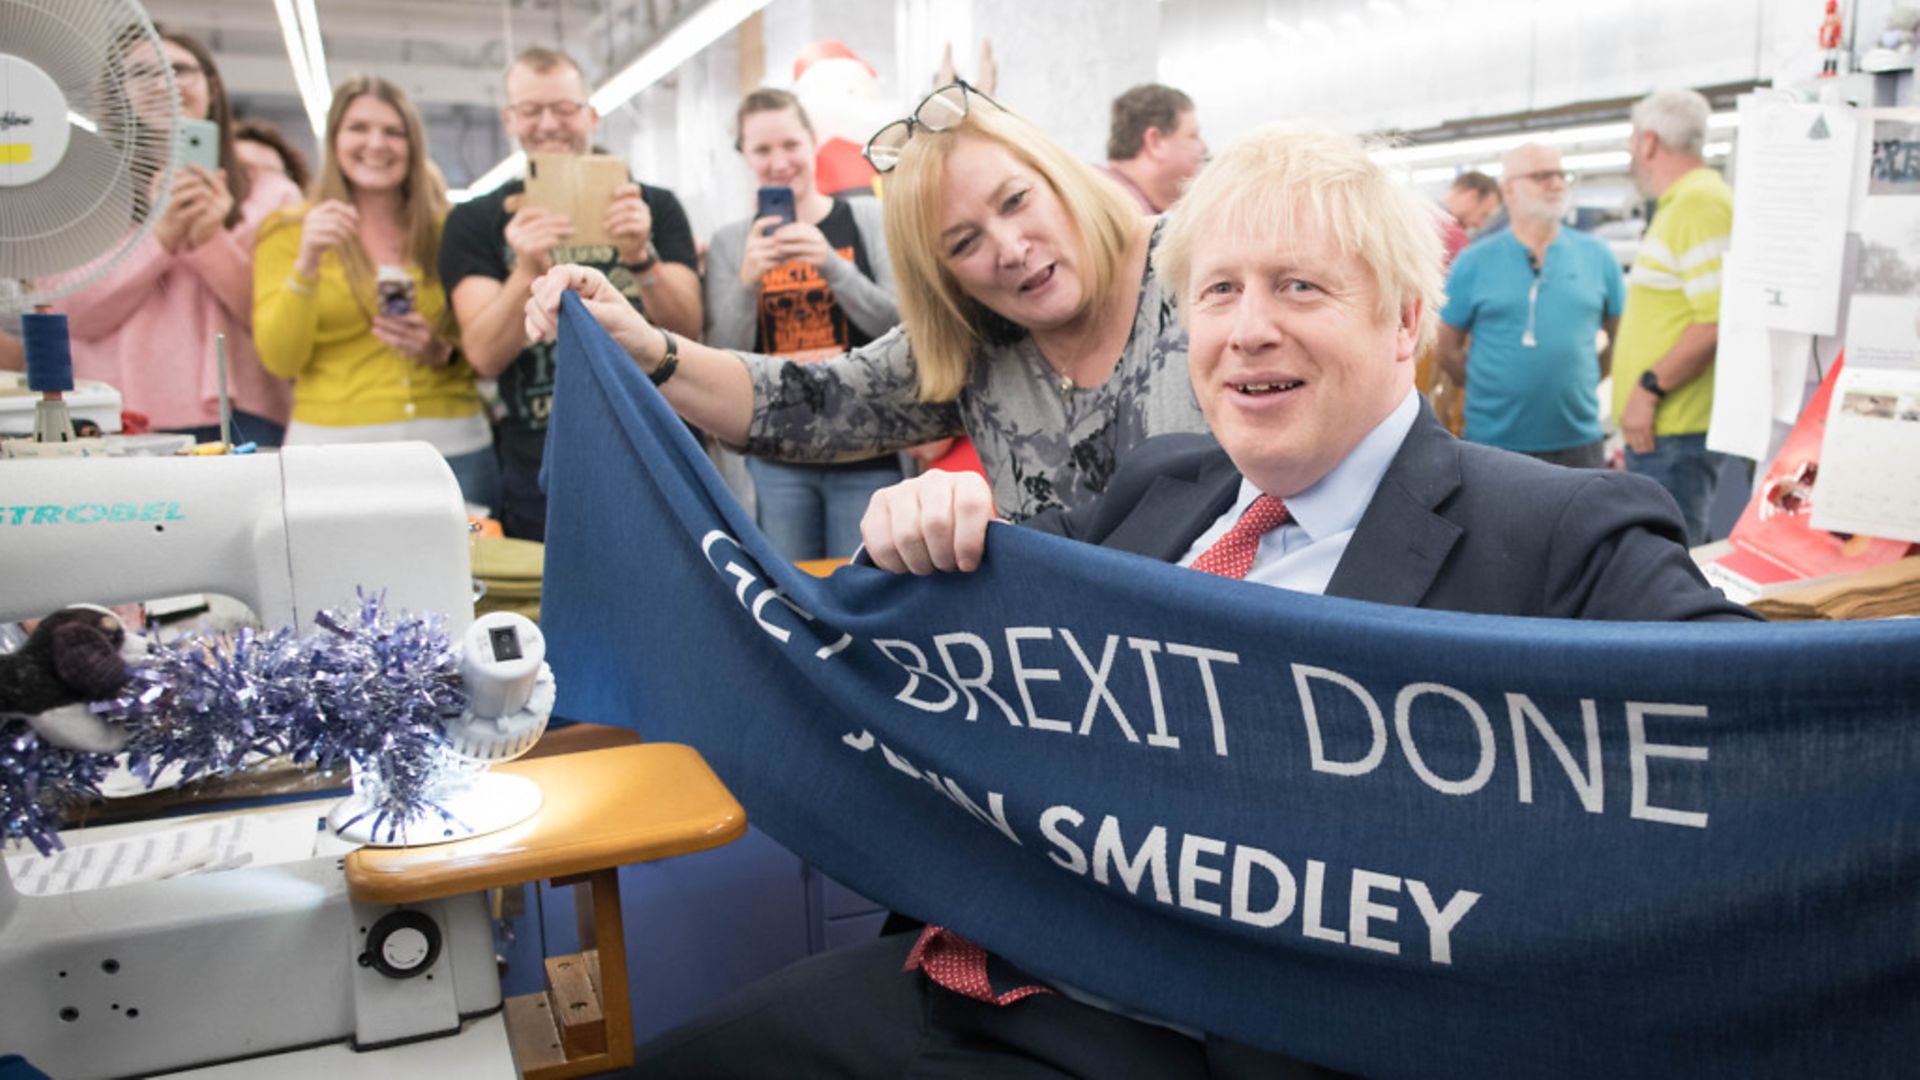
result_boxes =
[736,223,1207,522]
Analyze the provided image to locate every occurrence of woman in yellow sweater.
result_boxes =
[253,75,497,509]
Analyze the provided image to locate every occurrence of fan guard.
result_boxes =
[1,0,178,312]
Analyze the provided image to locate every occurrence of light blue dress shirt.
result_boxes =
[1176,390,1422,594]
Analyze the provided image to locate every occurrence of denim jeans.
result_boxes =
[747,457,903,561]
[444,444,502,516]
[1623,432,1722,546]
[165,409,286,448]
[497,454,545,541]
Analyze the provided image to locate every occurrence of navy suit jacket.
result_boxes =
[1027,407,1757,623]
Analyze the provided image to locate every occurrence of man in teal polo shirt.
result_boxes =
[1436,143,1626,468]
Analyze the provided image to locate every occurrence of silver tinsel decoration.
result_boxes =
[3,592,467,856]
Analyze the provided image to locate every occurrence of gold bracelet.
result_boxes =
[284,272,317,297]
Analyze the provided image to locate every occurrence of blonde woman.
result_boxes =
[527,82,1206,523]
[253,76,496,508]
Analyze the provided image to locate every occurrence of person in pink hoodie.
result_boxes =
[50,28,301,446]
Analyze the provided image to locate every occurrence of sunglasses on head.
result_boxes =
[862,79,1003,174]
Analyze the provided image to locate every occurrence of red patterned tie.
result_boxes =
[904,497,1292,1005]
[904,925,1053,1005]
[1188,495,1291,579]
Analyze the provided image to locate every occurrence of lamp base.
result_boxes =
[330,772,544,847]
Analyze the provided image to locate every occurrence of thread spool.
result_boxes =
[21,313,73,393]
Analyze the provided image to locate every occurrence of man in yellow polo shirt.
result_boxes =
[1612,88,1732,546]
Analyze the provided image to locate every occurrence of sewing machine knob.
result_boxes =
[361,910,441,979]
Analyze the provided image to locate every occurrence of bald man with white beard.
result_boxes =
[1434,144,1625,469]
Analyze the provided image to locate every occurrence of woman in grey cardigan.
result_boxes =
[526,83,1207,524]
[705,89,904,559]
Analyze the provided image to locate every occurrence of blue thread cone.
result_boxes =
[21,313,73,393]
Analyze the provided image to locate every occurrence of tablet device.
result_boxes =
[524,153,628,247]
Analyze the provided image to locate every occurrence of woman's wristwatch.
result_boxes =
[650,327,679,387]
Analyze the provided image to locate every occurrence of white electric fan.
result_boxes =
[2,0,179,443]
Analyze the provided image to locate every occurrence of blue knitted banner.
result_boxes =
[542,294,1920,1078]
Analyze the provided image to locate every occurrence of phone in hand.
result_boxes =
[175,118,220,172]
[756,185,796,235]
[375,266,417,317]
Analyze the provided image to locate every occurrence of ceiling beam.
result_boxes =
[144,0,609,55]
[218,54,507,109]
[1383,80,1762,148]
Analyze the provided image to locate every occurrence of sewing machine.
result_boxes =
[0,443,519,1078]
[0,442,473,630]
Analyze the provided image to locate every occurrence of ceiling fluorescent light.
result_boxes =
[591,0,777,113]
[1410,165,1470,184]
[272,0,330,139]
[272,0,316,105]
[1559,150,1632,171]
[452,0,772,203]
[296,0,332,105]
[452,152,526,204]
[1373,113,1733,169]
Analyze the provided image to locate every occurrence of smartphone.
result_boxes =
[176,118,220,172]
[756,185,796,234]
[375,266,417,317]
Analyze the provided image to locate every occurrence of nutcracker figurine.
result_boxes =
[1820,0,1846,77]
